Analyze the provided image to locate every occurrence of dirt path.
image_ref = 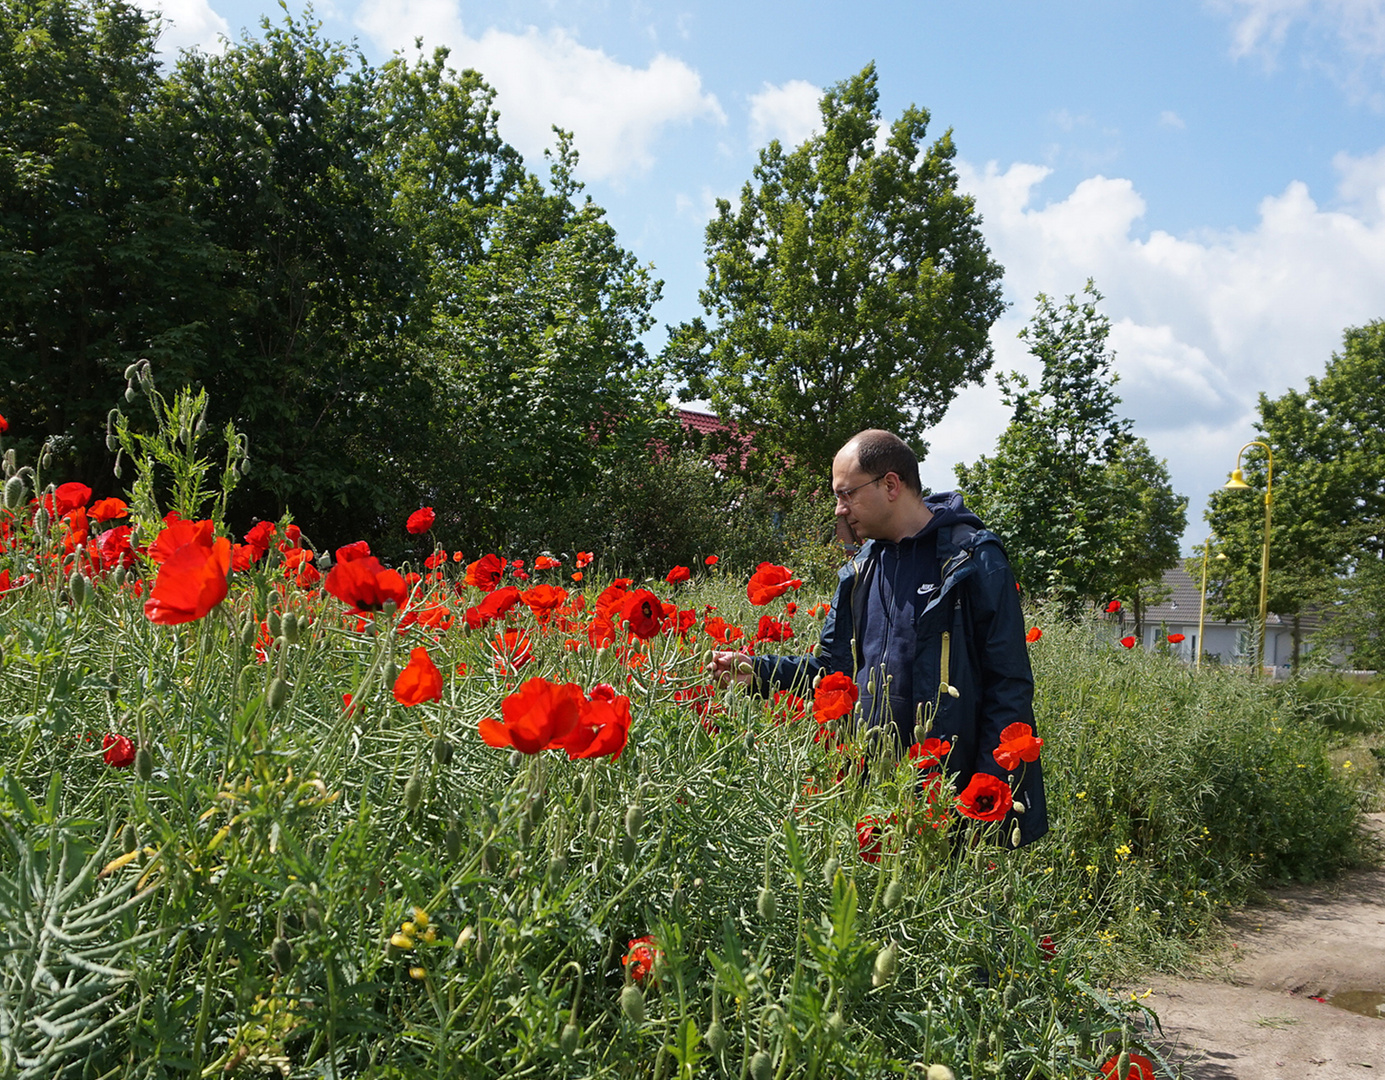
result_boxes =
[1137,813,1385,1078]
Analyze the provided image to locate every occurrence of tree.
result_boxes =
[1209,320,1385,670]
[0,0,222,487]
[955,283,1185,614]
[666,63,1004,481]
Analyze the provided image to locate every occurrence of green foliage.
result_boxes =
[957,284,1185,615]
[667,63,1005,481]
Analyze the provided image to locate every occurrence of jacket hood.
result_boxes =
[921,491,985,536]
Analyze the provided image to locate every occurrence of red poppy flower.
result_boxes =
[622,935,660,986]
[755,615,793,643]
[703,615,744,646]
[146,514,214,564]
[770,691,807,724]
[1039,934,1057,960]
[914,773,952,830]
[520,583,568,622]
[594,578,633,617]
[1025,626,1042,643]
[0,414,7,434]
[393,646,443,706]
[464,585,522,629]
[1106,600,1122,613]
[575,551,594,568]
[406,507,435,534]
[551,687,633,760]
[1098,1052,1156,1080]
[46,481,91,517]
[704,554,718,566]
[587,615,617,648]
[1167,633,1185,643]
[665,565,691,585]
[856,816,891,863]
[956,773,1014,822]
[746,562,802,606]
[813,672,859,724]
[619,589,663,640]
[465,554,507,591]
[143,528,232,626]
[95,525,136,570]
[325,556,409,614]
[102,733,136,768]
[1120,635,1136,648]
[88,497,128,522]
[244,521,276,560]
[534,555,561,570]
[478,677,584,754]
[908,737,951,771]
[993,722,1043,772]
[491,627,534,670]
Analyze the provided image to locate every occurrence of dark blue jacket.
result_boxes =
[752,493,1048,846]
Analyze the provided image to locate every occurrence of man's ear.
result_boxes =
[882,471,902,500]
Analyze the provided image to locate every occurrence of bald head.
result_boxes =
[840,430,922,497]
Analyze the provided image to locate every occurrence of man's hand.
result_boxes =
[706,650,754,689]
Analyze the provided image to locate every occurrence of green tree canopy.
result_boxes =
[956,283,1185,615]
[666,63,1004,481]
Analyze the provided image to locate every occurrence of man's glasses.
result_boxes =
[832,475,885,503]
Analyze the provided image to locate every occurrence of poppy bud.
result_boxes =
[68,571,86,606]
[580,790,594,815]
[946,684,960,698]
[825,1011,845,1039]
[620,984,645,1023]
[750,1049,773,1080]
[270,936,294,973]
[547,856,567,885]
[282,612,299,644]
[508,750,523,770]
[1011,823,1022,848]
[475,929,491,966]
[305,904,322,933]
[560,1022,580,1055]
[704,1019,728,1054]
[518,817,532,845]
[883,879,905,910]
[383,659,397,686]
[527,794,546,825]
[404,775,424,812]
[455,925,474,951]
[240,620,256,650]
[757,885,777,922]
[445,825,462,861]
[121,823,138,854]
[586,810,600,836]
[624,805,643,841]
[433,735,453,765]
[34,506,49,533]
[125,387,137,403]
[670,885,685,915]
[1116,1051,1130,1079]
[621,835,636,864]
[735,661,752,675]
[267,610,282,638]
[823,856,841,886]
[1012,800,1025,814]
[267,678,289,710]
[872,943,898,987]
[134,747,153,782]
[4,476,25,510]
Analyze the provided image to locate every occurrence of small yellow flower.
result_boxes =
[413,907,429,928]
[1343,761,1353,769]
[390,932,415,950]
[409,966,426,980]
[422,928,437,945]
[401,921,417,935]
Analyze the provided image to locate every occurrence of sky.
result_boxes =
[140,0,1385,550]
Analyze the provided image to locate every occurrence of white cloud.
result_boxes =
[747,80,822,149]
[1158,109,1187,129]
[135,0,229,60]
[1216,0,1385,60]
[354,3,725,182]
[933,154,1385,543]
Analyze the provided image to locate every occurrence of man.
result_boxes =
[709,429,1047,846]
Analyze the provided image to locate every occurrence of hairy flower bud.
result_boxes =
[620,984,645,1023]
[433,735,453,765]
[3,476,25,510]
[445,825,462,861]
[270,936,294,973]
[267,610,282,639]
[68,571,87,607]
[121,823,138,854]
[134,747,153,782]
[750,1050,773,1080]
[883,879,905,910]
[704,1019,728,1054]
[404,775,424,812]
[267,678,289,711]
[757,885,777,922]
[823,856,841,886]
[560,1022,580,1055]
[925,1066,956,1080]
[624,805,643,841]
[872,943,898,987]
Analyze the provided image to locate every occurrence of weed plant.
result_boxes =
[0,390,1364,1078]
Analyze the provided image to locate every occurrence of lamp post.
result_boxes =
[1224,441,1274,676]
[1196,538,1228,671]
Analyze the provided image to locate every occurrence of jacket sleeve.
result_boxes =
[750,561,857,699]
[966,541,1037,766]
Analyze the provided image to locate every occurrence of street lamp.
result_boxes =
[1196,538,1228,670]
[1224,441,1274,676]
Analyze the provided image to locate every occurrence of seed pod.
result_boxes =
[3,476,24,510]
[68,571,87,606]
[404,775,424,812]
[872,943,898,988]
[270,936,294,973]
[267,610,282,638]
[704,1019,728,1054]
[445,826,462,861]
[267,677,289,710]
[883,879,905,910]
[750,1050,773,1080]
[560,1022,580,1055]
[624,805,643,840]
[134,747,153,782]
[432,735,453,765]
[121,823,138,854]
[620,984,646,1023]
[823,856,841,886]
[757,885,777,922]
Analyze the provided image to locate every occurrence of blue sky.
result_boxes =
[144,0,1385,550]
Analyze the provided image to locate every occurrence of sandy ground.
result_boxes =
[1136,813,1385,1078]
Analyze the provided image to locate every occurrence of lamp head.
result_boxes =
[1224,468,1252,490]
